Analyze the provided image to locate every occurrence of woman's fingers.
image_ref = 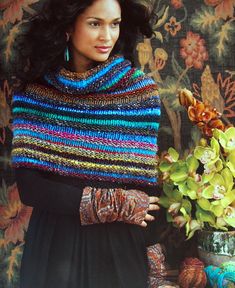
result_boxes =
[149,196,159,204]
[140,213,155,227]
[148,204,160,211]
[140,196,160,227]
[145,213,155,221]
[148,197,160,211]
[140,221,147,227]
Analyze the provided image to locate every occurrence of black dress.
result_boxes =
[16,168,160,288]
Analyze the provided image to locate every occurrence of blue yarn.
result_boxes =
[13,119,158,144]
[205,263,235,288]
[12,156,157,183]
[53,57,124,88]
[99,66,131,90]
[14,95,161,116]
[218,272,235,287]
[13,129,156,156]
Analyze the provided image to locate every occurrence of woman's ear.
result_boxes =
[66,32,70,42]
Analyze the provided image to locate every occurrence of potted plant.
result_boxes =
[158,88,235,266]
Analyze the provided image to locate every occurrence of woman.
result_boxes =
[12,0,163,287]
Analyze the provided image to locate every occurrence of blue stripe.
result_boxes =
[12,157,157,183]
[47,57,124,89]
[13,107,160,130]
[13,119,158,145]
[99,66,131,90]
[13,129,157,155]
[13,95,161,116]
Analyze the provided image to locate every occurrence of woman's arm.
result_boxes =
[15,168,84,215]
[15,168,159,225]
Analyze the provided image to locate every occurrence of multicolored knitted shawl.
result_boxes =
[12,55,161,186]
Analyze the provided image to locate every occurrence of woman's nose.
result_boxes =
[99,26,112,41]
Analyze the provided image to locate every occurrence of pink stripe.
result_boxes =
[14,124,156,150]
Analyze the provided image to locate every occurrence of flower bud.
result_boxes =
[178,88,196,108]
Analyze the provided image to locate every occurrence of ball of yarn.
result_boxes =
[205,262,235,288]
[178,257,207,288]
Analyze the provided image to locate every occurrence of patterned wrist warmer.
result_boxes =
[79,186,149,226]
[147,243,167,288]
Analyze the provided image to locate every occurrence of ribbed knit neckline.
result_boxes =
[59,54,123,79]
[44,54,132,95]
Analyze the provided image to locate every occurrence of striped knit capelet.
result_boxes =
[12,55,161,186]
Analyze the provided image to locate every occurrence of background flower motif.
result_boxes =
[0,0,38,25]
[0,0,235,284]
[136,40,153,71]
[171,0,184,9]
[193,71,235,119]
[164,16,182,36]
[154,48,168,70]
[0,183,32,244]
[204,0,235,20]
[180,31,208,69]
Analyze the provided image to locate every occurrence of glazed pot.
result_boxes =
[197,230,235,267]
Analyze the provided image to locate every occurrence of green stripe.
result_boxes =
[14,107,160,130]
[131,70,144,79]
[100,69,128,90]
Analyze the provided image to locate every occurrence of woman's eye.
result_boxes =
[89,22,100,27]
[111,22,120,28]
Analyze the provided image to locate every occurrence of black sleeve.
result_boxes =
[15,168,84,215]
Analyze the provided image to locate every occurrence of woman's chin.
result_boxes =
[92,52,111,62]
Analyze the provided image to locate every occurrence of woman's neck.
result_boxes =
[67,51,98,73]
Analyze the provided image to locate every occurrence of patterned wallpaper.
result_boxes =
[0,0,235,286]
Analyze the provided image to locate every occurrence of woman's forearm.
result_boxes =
[16,168,149,225]
[80,186,149,226]
[15,168,84,215]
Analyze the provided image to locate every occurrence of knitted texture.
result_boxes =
[79,187,149,225]
[12,55,161,186]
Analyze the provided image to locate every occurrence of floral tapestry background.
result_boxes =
[0,0,235,287]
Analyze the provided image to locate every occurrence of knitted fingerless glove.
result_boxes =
[147,243,179,287]
[79,187,149,226]
[147,243,167,287]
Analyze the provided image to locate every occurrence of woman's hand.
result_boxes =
[140,196,160,227]
[80,187,160,227]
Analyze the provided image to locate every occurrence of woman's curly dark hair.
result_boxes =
[21,0,154,84]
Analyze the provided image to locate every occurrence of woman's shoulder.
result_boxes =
[15,78,49,96]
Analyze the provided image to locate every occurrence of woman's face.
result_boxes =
[69,0,121,72]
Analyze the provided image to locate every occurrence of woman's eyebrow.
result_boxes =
[86,17,122,21]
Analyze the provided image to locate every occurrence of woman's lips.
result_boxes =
[95,46,112,53]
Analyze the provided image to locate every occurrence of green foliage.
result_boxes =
[159,127,235,239]
[211,21,235,64]
[190,5,222,34]
[190,4,235,64]
[0,241,23,288]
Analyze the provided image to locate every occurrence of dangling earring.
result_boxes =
[64,47,70,62]
[64,32,70,62]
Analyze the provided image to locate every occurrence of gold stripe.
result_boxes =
[26,84,159,106]
[12,148,158,177]
[13,137,157,165]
